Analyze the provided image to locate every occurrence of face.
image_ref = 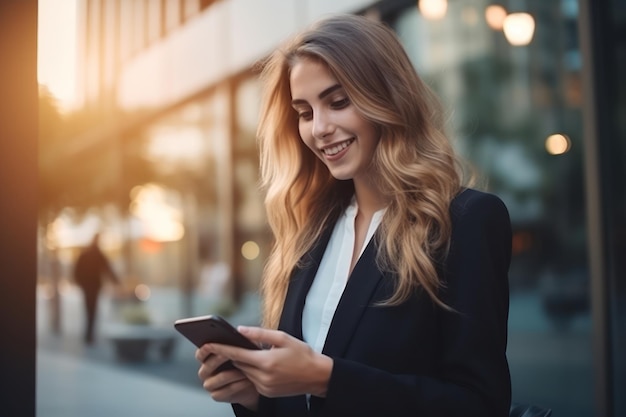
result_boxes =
[289,58,380,184]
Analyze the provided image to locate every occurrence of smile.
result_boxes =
[321,138,355,156]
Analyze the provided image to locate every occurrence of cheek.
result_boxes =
[299,125,315,151]
[361,124,381,152]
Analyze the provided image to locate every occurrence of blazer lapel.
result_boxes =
[278,227,384,358]
[278,226,333,339]
[321,238,383,358]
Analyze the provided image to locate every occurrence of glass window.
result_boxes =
[118,1,134,64]
[85,0,101,104]
[147,0,163,42]
[132,0,146,54]
[164,0,182,33]
[131,86,243,318]
[136,98,226,316]
[183,0,200,20]
[393,3,591,416]
[102,0,117,90]
[235,76,261,153]
[234,77,267,293]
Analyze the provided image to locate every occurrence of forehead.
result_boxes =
[289,57,339,99]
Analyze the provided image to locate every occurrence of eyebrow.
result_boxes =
[291,84,342,106]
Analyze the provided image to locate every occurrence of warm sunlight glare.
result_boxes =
[37,0,79,112]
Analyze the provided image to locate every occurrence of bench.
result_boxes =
[106,324,178,362]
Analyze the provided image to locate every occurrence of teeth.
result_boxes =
[323,139,354,156]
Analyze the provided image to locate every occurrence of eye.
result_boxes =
[331,98,350,109]
[297,110,313,121]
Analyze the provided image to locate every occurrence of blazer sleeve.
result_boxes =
[319,191,512,417]
[232,403,259,417]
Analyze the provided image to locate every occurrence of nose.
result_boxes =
[311,110,335,139]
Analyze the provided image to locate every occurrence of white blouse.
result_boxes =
[301,199,385,353]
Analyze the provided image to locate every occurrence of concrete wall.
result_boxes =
[117,0,376,111]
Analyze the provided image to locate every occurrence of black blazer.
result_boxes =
[234,188,512,417]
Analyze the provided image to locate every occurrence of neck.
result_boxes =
[353,178,387,216]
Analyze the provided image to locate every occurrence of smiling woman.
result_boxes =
[194,14,513,417]
[37,0,78,112]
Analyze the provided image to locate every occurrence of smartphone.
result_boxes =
[174,315,260,350]
[175,315,260,373]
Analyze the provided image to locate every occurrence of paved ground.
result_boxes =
[37,287,261,417]
[37,349,232,417]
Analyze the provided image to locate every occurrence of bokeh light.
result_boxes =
[545,134,572,155]
[241,241,260,260]
[418,0,448,20]
[134,284,152,301]
[503,12,536,46]
[485,5,507,30]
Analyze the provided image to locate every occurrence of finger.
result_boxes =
[208,343,259,365]
[207,376,252,402]
[198,362,214,381]
[198,353,231,378]
[231,360,266,379]
[237,326,290,347]
[202,368,247,393]
[195,345,214,362]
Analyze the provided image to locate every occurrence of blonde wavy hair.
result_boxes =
[257,14,465,329]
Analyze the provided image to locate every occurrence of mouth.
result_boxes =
[321,138,355,156]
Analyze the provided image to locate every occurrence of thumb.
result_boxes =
[238,326,291,348]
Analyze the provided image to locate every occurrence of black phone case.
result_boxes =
[174,315,260,373]
[174,315,260,350]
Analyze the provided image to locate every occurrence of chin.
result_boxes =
[328,170,353,181]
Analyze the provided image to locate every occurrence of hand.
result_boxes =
[205,326,333,398]
[195,347,259,410]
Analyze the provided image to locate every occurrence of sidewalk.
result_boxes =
[36,286,261,417]
[37,349,233,417]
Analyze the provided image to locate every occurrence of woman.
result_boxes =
[196,14,512,417]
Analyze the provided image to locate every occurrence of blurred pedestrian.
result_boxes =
[195,14,512,416]
[73,232,119,344]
